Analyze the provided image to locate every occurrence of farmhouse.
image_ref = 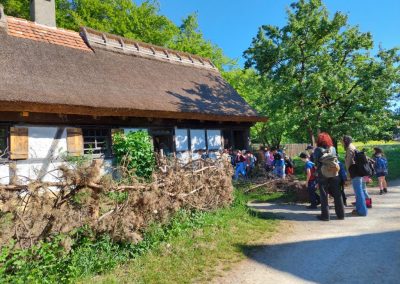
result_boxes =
[0,1,265,183]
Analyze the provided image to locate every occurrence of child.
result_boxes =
[246,151,257,177]
[272,152,285,178]
[373,147,388,194]
[234,150,247,180]
[338,161,348,206]
[285,156,294,176]
[300,152,320,209]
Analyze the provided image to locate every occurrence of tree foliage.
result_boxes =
[244,0,400,144]
[223,69,290,147]
[113,131,155,180]
[1,0,230,69]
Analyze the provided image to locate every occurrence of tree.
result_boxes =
[223,69,290,147]
[171,13,234,69]
[1,0,30,19]
[244,0,400,144]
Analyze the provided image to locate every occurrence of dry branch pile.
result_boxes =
[0,158,233,249]
[242,167,309,202]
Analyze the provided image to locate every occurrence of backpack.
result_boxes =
[375,156,388,174]
[308,164,317,181]
[354,150,373,177]
[319,153,340,178]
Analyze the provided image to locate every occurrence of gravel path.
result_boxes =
[215,181,400,284]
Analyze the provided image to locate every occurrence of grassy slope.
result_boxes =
[79,192,284,284]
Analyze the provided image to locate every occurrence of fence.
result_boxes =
[283,143,308,158]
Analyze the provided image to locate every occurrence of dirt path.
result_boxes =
[214,181,400,284]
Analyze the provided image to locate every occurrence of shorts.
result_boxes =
[376,172,387,178]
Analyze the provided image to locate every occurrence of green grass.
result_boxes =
[78,190,284,284]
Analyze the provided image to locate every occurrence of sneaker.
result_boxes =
[383,188,388,193]
[306,205,318,209]
[351,210,367,217]
[380,190,383,195]
[316,215,329,221]
[366,198,372,208]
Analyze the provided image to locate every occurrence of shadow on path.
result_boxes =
[249,202,346,222]
[237,230,400,284]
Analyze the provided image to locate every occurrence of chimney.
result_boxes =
[30,0,56,27]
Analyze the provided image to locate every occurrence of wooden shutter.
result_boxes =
[67,128,83,157]
[10,127,29,160]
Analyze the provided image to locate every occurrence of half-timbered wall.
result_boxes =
[0,112,252,184]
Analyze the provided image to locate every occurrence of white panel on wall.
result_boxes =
[190,129,206,150]
[28,127,67,159]
[175,129,189,151]
[207,130,222,150]
[0,164,10,185]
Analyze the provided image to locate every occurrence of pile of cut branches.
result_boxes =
[0,157,233,249]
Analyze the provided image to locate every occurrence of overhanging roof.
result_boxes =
[0,16,267,123]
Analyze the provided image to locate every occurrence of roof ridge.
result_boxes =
[3,14,218,71]
[81,27,218,71]
[7,16,80,36]
[6,16,91,52]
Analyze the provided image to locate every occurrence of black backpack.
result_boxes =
[354,150,373,177]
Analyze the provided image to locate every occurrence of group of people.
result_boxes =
[261,147,295,178]
[228,146,295,180]
[224,149,257,180]
[299,132,389,221]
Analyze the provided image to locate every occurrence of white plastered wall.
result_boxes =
[0,126,114,185]
[15,126,67,183]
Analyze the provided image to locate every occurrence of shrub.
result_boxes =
[112,131,155,180]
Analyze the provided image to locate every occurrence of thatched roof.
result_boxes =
[0,16,266,123]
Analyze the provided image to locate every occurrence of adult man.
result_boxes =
[343,135,368,216]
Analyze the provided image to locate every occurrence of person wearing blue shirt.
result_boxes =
[338,161,348,206]
[272,152,285,178]
[300,152,320,209]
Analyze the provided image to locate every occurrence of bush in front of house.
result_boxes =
[112,130,155,180]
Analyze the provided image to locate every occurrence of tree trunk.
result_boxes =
[307,127,316,146]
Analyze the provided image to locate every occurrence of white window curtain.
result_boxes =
[207,130,222,150]
[190,129,206,150]
[175,129,189,151]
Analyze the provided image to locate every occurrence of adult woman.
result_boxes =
[342,135,367,216]
[313,132,345,221]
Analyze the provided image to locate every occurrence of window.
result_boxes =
[207,130,222,150]
[82,128,112,157]
[0,127,8,159]
[175,129,189,152]
[190,129,206,151]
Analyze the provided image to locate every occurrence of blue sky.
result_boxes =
[147,0,400,65]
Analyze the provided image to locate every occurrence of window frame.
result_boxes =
[82,127,113,159]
